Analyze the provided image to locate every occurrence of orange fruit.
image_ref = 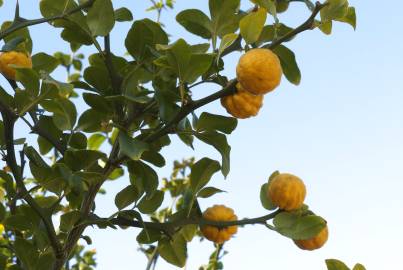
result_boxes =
[221,83,263,119]
[200,205,238,244]
[0,51,32,80]
[268,173,306,211]
[236,48,282,95]
[294,225,329,250]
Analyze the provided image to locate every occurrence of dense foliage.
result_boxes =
[0,0,363,269]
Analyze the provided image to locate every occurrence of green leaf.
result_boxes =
[40,98,77,130]
[218,33,238,59]
[125,19,168,62]
[141,151,166,167]
[32,53,59,73]
[137,228,163,244]
[325,259,351,270]
[352,264,366,270]
[240,8,267,44]
[320,0,349,22]
[40,0,92,46]
[87,0,115,36]
[260,183,277,210]
[196,112,237,134]
[128,160,158,197]
[23,146,49,168]
[118,132,149,161]
[1,36,26,52]
[4,215,33,231]
[0,86,13,108]
[15,68,40,96]
[137,190,164,214]
[0,21,33,53]
[68,132,87,149]
[108,167,124,181]
[64,149,106,171]
[318,20,333,35]
[83,93,111,112]
[14,238,39,270]
[197,186,225,198]
[273,212,327,240]
[161,39,191,81]
[273,45,301,85]
[257,24,294,45]
[176,9,212,39]
[59,210,81,232]
[115,7,133,22]
[183,53,214,83]
[35,251,55,270]
[88,134,106,150]
[115,185,140,210]
[77,109,108,132]
[209,0,241,47]
[195,131,231,177]
[190,158,220,193]
[158,234,187,267]
[336,7,356,30]
[83,66,111,93]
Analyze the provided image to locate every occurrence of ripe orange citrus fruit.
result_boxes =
[200,205,238,244]
[236,48,282,95]
[268,173,306,211]
[0,51,32,80]
[294,225,329,250]
[221,83,263,119]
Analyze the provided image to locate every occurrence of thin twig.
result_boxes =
[0,0,96,41]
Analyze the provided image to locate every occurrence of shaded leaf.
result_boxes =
[87,0,115,36]
[325,259,351,270]
[176,9,212,39]
[273,45,301,85]
[190,158,220,193]
[197,186,225,198]
[158,234,187,267]
[196,112,237,134]
[273,212,327,240]
[115,185,140,210]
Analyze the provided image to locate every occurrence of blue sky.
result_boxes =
[1,0,403,269]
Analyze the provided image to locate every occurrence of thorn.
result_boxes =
[14,0,20,20]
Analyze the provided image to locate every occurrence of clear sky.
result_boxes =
[1,0,403,269]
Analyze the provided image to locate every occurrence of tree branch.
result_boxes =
[0,109,63,259]
[86,209,282,233]
[0,0,96,41]
[144,79,238,143]
[265,2,326,50]
[6,79,67,154]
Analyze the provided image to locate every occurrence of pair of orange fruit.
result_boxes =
[221,48,283,119]
[201,173,328,251]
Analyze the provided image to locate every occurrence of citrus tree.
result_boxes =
[0,0,364,269]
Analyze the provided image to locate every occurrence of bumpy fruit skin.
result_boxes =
[200,205,238,244]
[221,83,263,119]
[236,48,282,95]
[294,225,329,250]
[0,51,32,80]
[268,173,306,211]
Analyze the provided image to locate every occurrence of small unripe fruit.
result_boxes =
[268,173,306,211]
[200,205,238,244]
[0,51,32,80]
[294,225,329,250]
